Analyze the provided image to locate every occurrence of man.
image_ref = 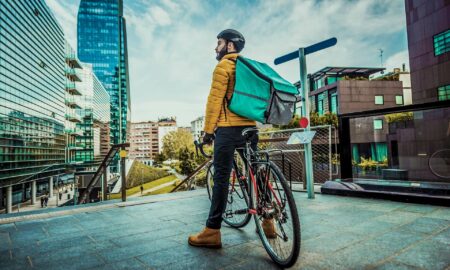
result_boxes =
[188,29,275,249]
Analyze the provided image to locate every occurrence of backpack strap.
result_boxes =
[222,58,237,121]
[224,59,237,105]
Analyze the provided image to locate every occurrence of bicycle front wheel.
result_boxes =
[206,154,251,228]
[253,161,301,268]
[206,162,214,200]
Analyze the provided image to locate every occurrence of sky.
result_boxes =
[46,0,410,127]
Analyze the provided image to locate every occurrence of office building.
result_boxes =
[77,0,130,146]
[405,0,450,103]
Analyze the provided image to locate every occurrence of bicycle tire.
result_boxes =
[253,161,301,268]
[224,169,251,228]
[428,149,450,179]
[206,158,251,228]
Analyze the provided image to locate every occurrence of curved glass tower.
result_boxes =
[77,0,130,150]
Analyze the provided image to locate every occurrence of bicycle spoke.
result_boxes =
[254,161,300,267]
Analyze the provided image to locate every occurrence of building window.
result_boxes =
[330,93,338,114]
[438,85,450,101]
[373,119,383,130]
[434,29,450,56]
[395,95,403,105]
[327,77,337,85]
[317,93,325,116]
[375,95,384,105]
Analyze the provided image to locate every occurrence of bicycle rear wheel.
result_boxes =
[253,161,301,268]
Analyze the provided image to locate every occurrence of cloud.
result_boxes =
[384,50,410,72]
[45,0,79,49]
[48,0,409,127]
[150,6,171,26]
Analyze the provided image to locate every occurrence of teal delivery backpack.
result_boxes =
[227,56,300,125]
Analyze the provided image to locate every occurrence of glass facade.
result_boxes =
[433,29,450,56]
[75,63,110,163]
[0,0,66,186]
[77,0,130,149]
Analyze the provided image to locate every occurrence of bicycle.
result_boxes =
[428,148,450,179]
[195,127,301,268]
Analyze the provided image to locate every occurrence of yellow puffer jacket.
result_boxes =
[204,53,256,134]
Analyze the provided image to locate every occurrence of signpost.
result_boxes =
[120,149,127,202]
[275,37,337,199]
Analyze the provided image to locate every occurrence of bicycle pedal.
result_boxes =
[248,209,257,215]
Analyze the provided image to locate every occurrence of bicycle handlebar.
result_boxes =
[194,140,212,159]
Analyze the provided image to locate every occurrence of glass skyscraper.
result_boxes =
[77,0,130,149]
[0,0,66,206]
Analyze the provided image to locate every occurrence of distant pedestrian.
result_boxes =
[140,185,144,196]
[40,196,44,208]
[44,195,48,207]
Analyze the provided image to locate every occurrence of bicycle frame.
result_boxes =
[241,138,283,216]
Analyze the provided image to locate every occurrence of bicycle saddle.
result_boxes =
[242,127,259,139]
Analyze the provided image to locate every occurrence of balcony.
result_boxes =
[64,67,81,82]
[64,128,83,136]
[65,113,81,123]
[65,82,82,95]
[67,143,84,150]
[65,53,82,69]
[64,97,81,109]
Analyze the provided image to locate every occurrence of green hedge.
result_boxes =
[127,161,170,188]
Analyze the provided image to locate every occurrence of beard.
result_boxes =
[215,45,228,61]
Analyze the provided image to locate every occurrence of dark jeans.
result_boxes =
[206,126,258,229]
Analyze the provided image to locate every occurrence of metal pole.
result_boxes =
[74,178,77,206]
[328,125,332,181]
[6,186,12,214]
[121,150,126,202]
[103,167,107,201]
[299,48,315,199]
[56,181,59,207]
[31,180,36,205]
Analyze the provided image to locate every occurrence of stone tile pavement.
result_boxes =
[0,189,449,269]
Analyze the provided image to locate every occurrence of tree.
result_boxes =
[178,147,196,175]
[162,129,194,159]
[153,152,166,167]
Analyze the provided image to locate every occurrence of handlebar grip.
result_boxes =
[194,140,212,159]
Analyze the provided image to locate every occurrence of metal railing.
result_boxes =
[258,125,336,190]
[78,143,129,204]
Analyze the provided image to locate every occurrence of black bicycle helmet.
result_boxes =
[217,29,245,52]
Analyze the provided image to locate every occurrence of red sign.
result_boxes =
[299,117,309,128]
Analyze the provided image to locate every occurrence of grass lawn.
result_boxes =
[110,175,177,199]
[144,185,175,196]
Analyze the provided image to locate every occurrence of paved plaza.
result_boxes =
[0,190,449,270]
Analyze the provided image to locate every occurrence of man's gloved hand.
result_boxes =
[202,133,215,144]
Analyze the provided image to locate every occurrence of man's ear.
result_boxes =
[227,42,236,52]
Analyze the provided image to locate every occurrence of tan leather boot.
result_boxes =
[188,227,222,248]
[262,218,277,239]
